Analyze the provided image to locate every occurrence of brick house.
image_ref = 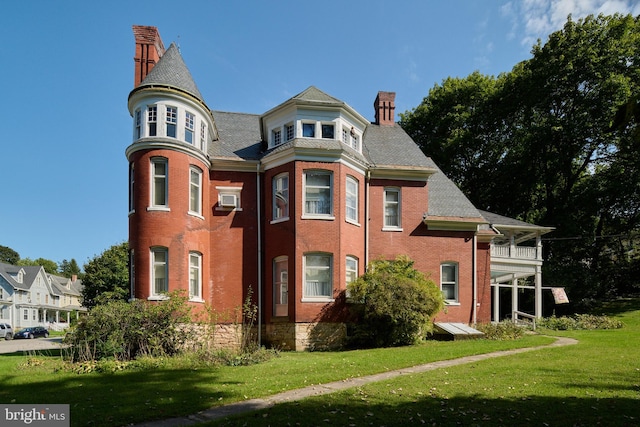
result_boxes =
[126,26,550,350]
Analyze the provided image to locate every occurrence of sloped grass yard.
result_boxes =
[215,299,640,427]
[0,299,637,427]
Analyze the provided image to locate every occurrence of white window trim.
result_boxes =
[382,187,402,231]
[441,262,460,304]
[129,163,135,214]
[271,173,290,223]
[150,247,169,300]
[345,175,359,225]
[302,170,334,220]
[189,252,204,302]
[148,158,170,212]
[215,186,243,211]
[188,166,203,218]
[301,253,334,302]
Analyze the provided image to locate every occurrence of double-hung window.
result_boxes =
[148,106,157,136]
[346,256,358,286]
[151,158,168,208]
[383,188,401,229]
[272,173,289,221]
[166,106,177,138]
[189,252,202,300]
[441,263,458,302]
[151,247,168,297]
[346,176,358,223]
[189,166,202,216]
[134,109,141,139]
[185,112,195,144]
[304,171,332,217]
[303,253,332,300]
[129,163,135,213]
[273,256,288,316]
[200,122,207,151]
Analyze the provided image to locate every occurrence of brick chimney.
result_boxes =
[374,91,396,126]
[132,25,166,87]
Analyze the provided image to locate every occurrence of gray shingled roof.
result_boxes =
[427,166,485,220]
[210,111,263,161]
[292,86,344,105]
[362,124,438,169]
[136,43,204,102]
[479,210,553,231]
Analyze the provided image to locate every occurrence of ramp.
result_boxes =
[433,322,484,341]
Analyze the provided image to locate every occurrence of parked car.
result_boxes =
[0,323,13,340]
[13,326,49,339]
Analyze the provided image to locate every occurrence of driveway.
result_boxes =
[0,337,66,354]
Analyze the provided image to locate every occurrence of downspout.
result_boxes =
[365,171,371,265]
[472,232,478,325]
[256,163,262,345]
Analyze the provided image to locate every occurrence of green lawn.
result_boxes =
[0,299,638,427]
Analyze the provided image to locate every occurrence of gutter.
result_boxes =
[256,163,262,345]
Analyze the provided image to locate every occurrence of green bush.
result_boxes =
[476,320,525,340]
[538,314,624,330]
[347,256,444,348]
[63,291,191,362]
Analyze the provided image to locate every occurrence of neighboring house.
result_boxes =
[126,26,553,350]
[0,262,85,329]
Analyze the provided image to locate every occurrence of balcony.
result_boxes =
[491,244,539,261]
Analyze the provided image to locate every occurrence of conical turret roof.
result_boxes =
[136,43,204,102]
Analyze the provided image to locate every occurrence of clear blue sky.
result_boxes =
[2,0,638,268]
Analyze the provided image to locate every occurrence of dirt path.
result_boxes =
[131,336,578,427]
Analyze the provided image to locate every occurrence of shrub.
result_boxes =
[63,291,191,362]
[538,314,624,330]
[476,320,525,340]
[347,256,444,348]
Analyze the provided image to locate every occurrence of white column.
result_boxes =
[535,265,543,318]
[492,284,500,322]
[511,275,518,320]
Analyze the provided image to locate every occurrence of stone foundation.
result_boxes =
[264,322,346,351]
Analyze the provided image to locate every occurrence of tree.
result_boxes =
[0,245,20,265]
[17,257,59,274]
[346,256,444,348]
[81,242,129,309]
[400,14,640,306]
[59,258,82,278]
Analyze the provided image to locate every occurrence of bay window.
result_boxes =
[304,171,332,217]
[273,173,289,221]
[303,253,333,300]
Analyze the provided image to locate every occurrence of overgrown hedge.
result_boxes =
[64,292,191,362]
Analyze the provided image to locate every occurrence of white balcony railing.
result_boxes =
[491,244,538,260]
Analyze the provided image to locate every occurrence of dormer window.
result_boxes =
[273,129,282,146]
[302,123,315,138]
[321,124,334,139]
[285,124,294,141]
[166,106,177,138]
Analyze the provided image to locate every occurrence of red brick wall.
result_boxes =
[368,177,481,324]
[128,149,211,315]
[209,170,259,320]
